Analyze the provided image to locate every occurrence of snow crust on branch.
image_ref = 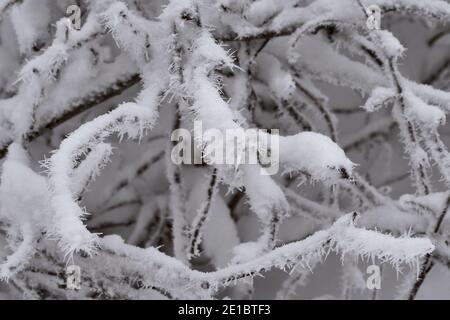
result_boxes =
[0,0,449,300]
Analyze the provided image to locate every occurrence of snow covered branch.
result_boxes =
[0,0,449,300]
